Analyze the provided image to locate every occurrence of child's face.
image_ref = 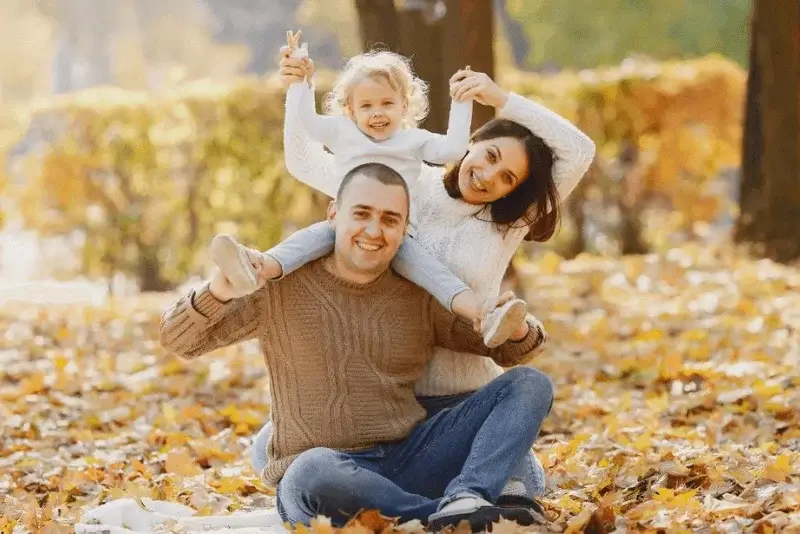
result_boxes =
[347,75,406,141]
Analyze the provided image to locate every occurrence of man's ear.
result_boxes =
[326,200,338,225]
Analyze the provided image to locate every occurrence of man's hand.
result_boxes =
[208,248,272,303]
[473,291,529,341]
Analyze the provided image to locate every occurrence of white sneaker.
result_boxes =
[482,298,528,348]
[210,234,259,295]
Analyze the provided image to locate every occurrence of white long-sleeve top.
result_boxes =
[284,89,596,396]
[288,82,473,230]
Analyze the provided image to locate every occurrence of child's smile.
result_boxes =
[349,75,405,141]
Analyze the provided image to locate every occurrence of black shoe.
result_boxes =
[495,494,547,523]
[428,497,537,532]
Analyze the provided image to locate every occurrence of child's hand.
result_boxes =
[280,30,314,88]
[286,30,308,59]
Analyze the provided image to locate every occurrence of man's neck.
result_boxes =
[322,254,385,285]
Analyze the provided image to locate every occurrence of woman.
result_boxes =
[252,45,595,507]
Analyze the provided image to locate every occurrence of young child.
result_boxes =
[210,31,527,347]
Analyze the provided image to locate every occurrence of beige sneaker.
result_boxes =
[482,298,528,348]
[210,234,259,294]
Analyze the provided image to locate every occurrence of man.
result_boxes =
[160,163,553,531]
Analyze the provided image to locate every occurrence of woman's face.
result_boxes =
[457,137,529,204]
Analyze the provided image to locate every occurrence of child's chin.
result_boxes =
[371,129,393,140]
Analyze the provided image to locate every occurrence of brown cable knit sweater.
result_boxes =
[159,259,545,486]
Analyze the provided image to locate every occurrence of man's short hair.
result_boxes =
[336,163,410,212]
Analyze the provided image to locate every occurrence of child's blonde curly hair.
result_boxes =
[324,50,429,129]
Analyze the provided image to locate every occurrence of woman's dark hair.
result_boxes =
[442,118,561,242]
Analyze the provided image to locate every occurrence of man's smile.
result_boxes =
[355,240,384,252]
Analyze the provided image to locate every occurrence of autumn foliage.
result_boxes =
[1,246,798,531]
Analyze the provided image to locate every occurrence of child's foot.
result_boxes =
[482,298,528,348]
[210,234,259,295]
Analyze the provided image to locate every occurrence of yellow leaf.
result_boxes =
[165,450,203,477]
[764,455,791,482]
[659,353,683,380]
[653,487,675,502]
[559,495,582,514]
[633,432,652,451]
[212,476,246,495]
[162,403,178,425]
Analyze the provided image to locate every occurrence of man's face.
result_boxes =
[327,174,408,280]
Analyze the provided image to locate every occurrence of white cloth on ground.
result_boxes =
[74,498,287,534]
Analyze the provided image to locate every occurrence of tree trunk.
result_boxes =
[737,0,800,262]
[735,7,764,244]
[442,0,496,131]
[398,6,447,133]
[354,0,401,52]
[138,248,171,292]
[561,165,592,258]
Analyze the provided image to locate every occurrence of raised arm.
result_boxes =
[416,99,473,164]
[429,299,547,367]
[280,43,341,199]
[497,92,595,202]
[159,284,267,360]
[291,82,342,153]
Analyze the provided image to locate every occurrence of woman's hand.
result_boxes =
[449,68,509,109]
[279,30,315,88]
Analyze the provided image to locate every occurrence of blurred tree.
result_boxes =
[735,0,800,262]
[507,0,750,69]
[297,0,361,59]
[443,0,495,129]
[494,0,529,68]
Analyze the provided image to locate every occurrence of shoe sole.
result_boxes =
[483,300,527,348]
[428,505,535,532]
[210,235,258,293]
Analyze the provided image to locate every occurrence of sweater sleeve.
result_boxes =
[283,83,342,199]
[417,99,473,164]
[430,300,547,367]
[293,82,342,151]
[498,92,595,202]
[159,283,267,360]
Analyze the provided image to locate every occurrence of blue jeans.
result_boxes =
[271,368,554,526]
[252,391,548,500]
[266,221,469,311]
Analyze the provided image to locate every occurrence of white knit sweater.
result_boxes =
[283,90,596,396]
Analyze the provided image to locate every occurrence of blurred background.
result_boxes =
[0,0,795,301]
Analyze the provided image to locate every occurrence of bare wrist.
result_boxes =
[208,277,233,303]
[494,89,510,109]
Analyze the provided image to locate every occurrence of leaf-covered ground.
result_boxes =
[1,244,799,533]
